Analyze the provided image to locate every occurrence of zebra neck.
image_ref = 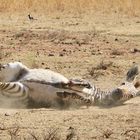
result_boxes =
[86,86,113,105]
[94,87,111,99]
[12,68,29,82]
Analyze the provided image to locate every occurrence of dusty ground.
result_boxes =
[0,13,140,139]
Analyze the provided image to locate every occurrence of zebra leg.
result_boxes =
[56,91,91,104]
[68,79,92,92]
[0,82,29,98]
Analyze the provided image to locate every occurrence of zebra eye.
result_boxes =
[86,83,92,88]
[121,82,125,85]
[0,64,8,71]
[0,65,4,70]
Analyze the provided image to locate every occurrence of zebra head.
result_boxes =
[118,81,139,97]
[111,65,140,104]
[121,65,140,95]
[0,61,29,82]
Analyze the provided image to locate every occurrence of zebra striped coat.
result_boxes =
[0,62,139,108]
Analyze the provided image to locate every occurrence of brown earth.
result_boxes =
[0,9,140,140]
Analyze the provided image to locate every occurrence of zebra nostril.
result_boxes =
[86,83,92,88]
[130,94,133,98]
[134,81,140,88]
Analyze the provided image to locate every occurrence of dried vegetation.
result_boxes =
[0,0,140,16]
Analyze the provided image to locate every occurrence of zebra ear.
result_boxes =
[126,65,139,82]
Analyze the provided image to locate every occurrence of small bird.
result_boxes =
[28,14,37,20]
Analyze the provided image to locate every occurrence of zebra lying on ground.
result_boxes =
[0,62,139,108]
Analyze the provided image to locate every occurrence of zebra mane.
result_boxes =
[8,62,29,82]
[14,67,29,81]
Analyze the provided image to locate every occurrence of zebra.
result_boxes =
[0,62,139,108]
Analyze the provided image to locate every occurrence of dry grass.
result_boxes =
[88,60,114,79]
[6,126,76,140]
[43,128,60,140]
[25,52,40,68]
[0,48,11,60]
[111,49,124,56]
[0,49,3,60]
[8,127,20,140]
[0,0,140,16]
[95,61,113,70]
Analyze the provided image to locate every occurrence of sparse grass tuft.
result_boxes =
[0,48,11,60]
[47,30,97,45]
[30,133,39,140]
[66,127,76,140]
[14,32,24,39]
[29,127,77,140]
[94,125,113,139]
[44,128,60,140]
[88,60,113,79]
[96,61,113,70]
[8,127,20,140]
[0,49,3,59]
[88,67,103,78]
[26,52,39,68]
[102,129,113,139]
[111,49,124,56]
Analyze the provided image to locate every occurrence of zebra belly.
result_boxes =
[26,82,65,103]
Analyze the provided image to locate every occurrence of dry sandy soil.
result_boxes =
[0,12,140,139]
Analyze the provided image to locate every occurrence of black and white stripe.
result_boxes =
[0,82,29,99]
